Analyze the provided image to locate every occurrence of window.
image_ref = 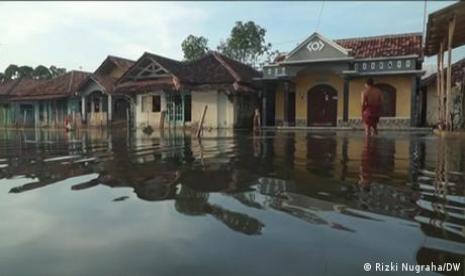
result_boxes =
[142,95,161,112]
[184,95,191,122]
[152,95,161,112]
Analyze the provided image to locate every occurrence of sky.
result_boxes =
[0,1,463,73]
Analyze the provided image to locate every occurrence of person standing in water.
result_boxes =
[361,78,383,136]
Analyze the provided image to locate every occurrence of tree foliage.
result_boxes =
[18,66,34,79]
[33,65,53,80]
[4,64,20,80]
[49,65,66,77]
[0,64,66,83]
[181,35,209,61]
[217,21,273,68]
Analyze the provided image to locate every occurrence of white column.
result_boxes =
[34,102,40,128]
[81,95,86,122]
[108,94,112,123]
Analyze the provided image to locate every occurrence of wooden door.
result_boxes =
[307,85,337,126]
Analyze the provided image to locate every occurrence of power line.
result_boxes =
[315,0,326,32]
[422,0,428,47]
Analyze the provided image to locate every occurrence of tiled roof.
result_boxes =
[82,56,135,93]
[116,51,261,93]
[107,56,135,72]
[113,79,175,94]
[0,79,21,96]
[9,71,91,100]
[422,58,465,87]
[335,32,423,59]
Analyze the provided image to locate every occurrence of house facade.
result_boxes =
[422,58,465,127]
[77,56,134,127]
[114,52,261,130]
[3,71,90,128]
[260,32,424,128]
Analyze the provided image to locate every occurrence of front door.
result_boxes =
[307,85,337,126]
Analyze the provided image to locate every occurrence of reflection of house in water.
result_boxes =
[175,186,264,235]
[256,177,465,265]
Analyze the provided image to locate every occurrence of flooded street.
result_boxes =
[0,129,464,275]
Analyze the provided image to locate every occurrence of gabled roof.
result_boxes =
[117,52,183,84]
[9,71,91,101]
[335,32,423,59]
[79,55,135,94]
[115,51,261,93]
[422,57,465,87]
[106,56,135,72]
[272,32,423,65]
[286,32,350,60]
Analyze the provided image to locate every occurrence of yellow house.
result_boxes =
[260,32,424,128]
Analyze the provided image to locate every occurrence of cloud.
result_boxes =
[0,2,208,71]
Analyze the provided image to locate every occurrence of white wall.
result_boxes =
[135,91,166,128]
[217,91,235,128]
[426,85,438,126]
[192,91,235,129]
[425,84,462,126]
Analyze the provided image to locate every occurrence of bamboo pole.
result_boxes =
[196,105,208,138]
[446,15,456,130]
[436,51,442,127]
[439,41,445,129]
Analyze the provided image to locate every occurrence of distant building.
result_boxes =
[259,32,424,128]
[2,71,90,128]
[421,58,465,127]
[114,51,261,129]
[77,55,135,127]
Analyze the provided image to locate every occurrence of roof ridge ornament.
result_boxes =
[307,39,325,52]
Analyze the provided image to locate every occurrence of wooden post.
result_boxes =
[196,105,208,138]
[439,41,446,129]
[446,15,456,130]
[436,50,442,127]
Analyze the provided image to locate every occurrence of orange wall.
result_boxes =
[348,75,413,118]
[294,71,344,122]
[273,72,414,124]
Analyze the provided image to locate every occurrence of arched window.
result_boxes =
[375,83,396,117]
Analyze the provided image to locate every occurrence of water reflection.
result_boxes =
[0,128,464,275]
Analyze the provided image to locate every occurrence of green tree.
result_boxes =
[32,65,52,80]
[181,35,209,61]
[4,64,20,80]
[0,72,5,84]
[49,65,66,77]
[18,66,34,79]
[217,21,273,68]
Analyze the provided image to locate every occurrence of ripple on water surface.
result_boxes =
[0,129,464,276]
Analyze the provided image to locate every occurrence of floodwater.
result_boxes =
[0,128,464,276]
